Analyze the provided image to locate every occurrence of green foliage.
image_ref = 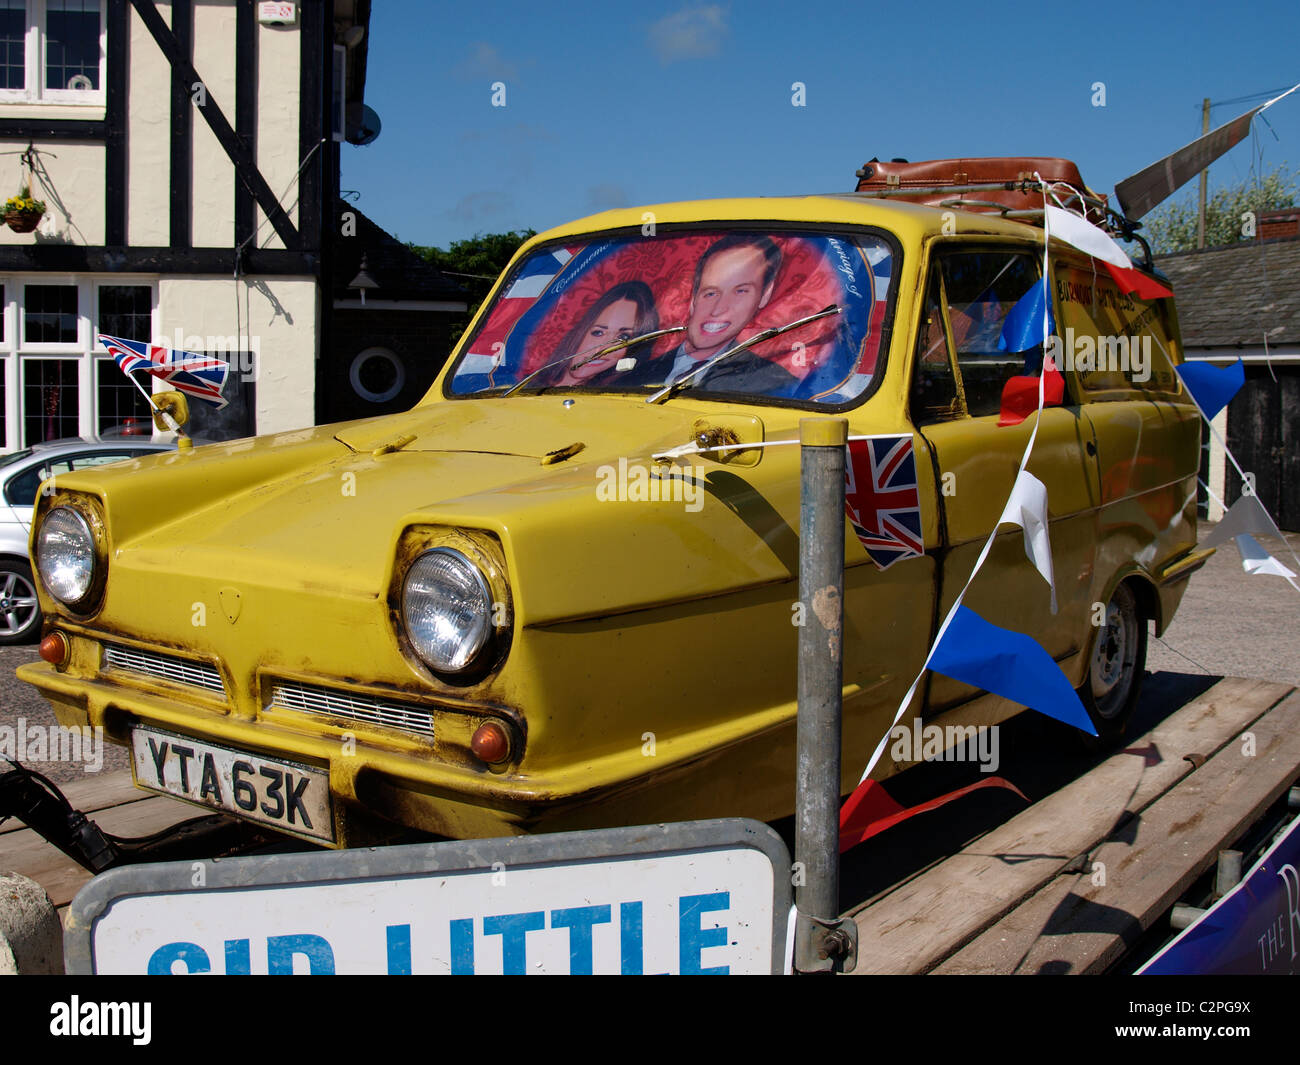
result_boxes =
[1144,166,1298,254]
[410,229,536,340]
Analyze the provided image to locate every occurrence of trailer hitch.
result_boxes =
[1,757,270,873]
[0,756,120,872]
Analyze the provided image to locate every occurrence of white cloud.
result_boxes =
[648,6,728,64]
[447,190,515,222]
[586,183,630,210]
[452,41,519,82]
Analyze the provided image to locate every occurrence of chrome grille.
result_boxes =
[103,643,226,695]
[269,681,435,738]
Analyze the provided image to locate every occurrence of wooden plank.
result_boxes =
[848,676,1292,975]
[0,795,203,908]
[936,689,1300,973]
[0,771,147,836]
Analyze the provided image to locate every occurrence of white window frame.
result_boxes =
[0,275,159,451]
[0,0,107,106]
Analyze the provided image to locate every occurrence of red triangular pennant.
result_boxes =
[839,776,1028,853]
[1102,260,1174,301]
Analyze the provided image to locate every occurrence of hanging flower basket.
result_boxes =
[4,186,45,233]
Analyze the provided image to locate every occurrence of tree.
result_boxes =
[1143,166,1297,255]
[410,229,536,340]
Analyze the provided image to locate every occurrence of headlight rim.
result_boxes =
[34,497,108,614]
[400,545,496,675]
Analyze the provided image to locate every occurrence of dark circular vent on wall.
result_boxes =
[350,347,405,403]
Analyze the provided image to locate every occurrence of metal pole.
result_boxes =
[1197,97,1210,249]
[793,417,856,973]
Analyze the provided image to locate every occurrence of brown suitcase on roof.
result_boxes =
[854,157,1106,223]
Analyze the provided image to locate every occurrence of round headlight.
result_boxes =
[402,548,493,672]
[36,507,97,605]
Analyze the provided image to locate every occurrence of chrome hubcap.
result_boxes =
[0,571,40,636]
[1091,595,1136,719]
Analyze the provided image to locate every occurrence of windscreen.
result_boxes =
[447,229,896,405]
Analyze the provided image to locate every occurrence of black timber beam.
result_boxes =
[234,0,256,249]
[169,0,192,248]
[104,0,127,245]
[0,245,318,274]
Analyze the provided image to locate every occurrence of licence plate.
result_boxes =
[130,726,335,843]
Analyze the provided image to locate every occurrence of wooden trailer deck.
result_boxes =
[848,676,1300,974]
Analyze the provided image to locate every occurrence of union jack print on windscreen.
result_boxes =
[844,435,924,570]
[97,334,230,409]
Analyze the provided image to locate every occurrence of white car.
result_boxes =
[0,439,172,644]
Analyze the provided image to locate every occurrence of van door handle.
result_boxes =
[1086,440,1097,456]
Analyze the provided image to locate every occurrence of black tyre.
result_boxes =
[0,560,43,645]
[1077,582,1146,747]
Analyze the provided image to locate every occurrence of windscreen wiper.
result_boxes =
[503,325,685,397]
[646,305,842,405]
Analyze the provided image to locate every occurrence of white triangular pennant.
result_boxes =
[997,470,1057,613]
[1234,534,1300,589]
[1203,494,1276,549]
[1045,205,1132,269]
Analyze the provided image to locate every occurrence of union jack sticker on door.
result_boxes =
[844,435,924,570]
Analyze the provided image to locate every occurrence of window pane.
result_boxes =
[97,357,154,438]
[0,0,24,91]
[0,282,5,343]
[187,352,254,443]
[911,270,961,424]
[941,253,1042,418]
[6,460,74,508]
[24,285,78,343]
[23,360,79,445]
[98,285,151,342]
[46,0,100,91]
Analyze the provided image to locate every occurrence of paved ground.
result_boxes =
[1145,525,1300,687]
[1,520,1296,788]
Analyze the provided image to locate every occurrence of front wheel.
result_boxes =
[0,560,43,645]
[1078,582,1146,747]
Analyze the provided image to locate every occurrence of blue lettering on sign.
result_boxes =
[386,924,411,975]
[550,905,612,975]
[141,893,739,974]
[225,939,251,975]
[267,933,335,974]
[483,911,546,975]
[680,892,730,975]
[147,941,211,975]
[620,901,644,975]
[450,918,475,974]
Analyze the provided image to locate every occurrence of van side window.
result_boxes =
[910,270,962,423]
[939,251,1044,417]
[1052,258,1181,399]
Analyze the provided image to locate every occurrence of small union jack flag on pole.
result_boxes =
[98,334,230,409]
[844,435,924,570]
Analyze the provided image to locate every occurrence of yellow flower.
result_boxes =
[5,188,45,213]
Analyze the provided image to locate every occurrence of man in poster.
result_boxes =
[615,234,798,394]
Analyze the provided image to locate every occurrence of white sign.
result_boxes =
[67,820,790,975]
[258,2,297,26]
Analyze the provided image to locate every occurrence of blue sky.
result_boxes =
[343,0,1300,249]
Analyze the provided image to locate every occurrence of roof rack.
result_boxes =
[848,181,1154,268]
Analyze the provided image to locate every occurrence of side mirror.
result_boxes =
[151,390,190,432]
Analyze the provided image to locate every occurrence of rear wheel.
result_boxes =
[1078,582,1146,747]
[0,560,42,645]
